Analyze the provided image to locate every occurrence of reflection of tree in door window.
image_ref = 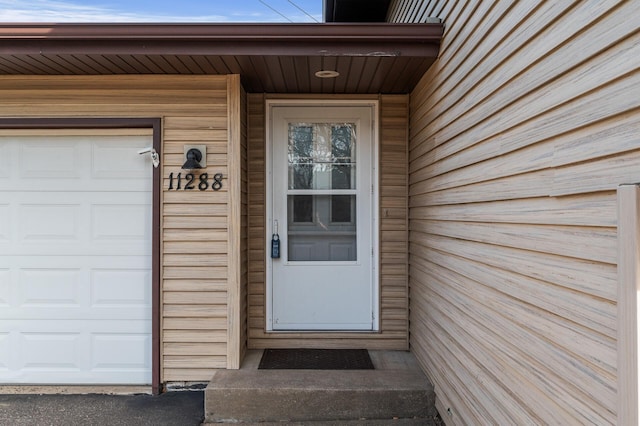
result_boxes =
[288,125,313,190]
[331,125,355,190]
[330,125,355,224]
[286,122,358,261]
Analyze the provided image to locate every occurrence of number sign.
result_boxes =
[168,172,223,191]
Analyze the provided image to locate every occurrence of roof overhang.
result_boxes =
[0,23,443,94]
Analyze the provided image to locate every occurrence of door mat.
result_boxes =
[258,349,374,370]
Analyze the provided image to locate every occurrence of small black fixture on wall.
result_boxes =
[182,145,206,170]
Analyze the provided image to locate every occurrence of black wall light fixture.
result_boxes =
[182,145,207,170]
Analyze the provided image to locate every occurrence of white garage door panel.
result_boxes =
[20,142,80,178]
[0,192,151,256]
[0,321,150,384]
[0,135,152,191]
[0,204,9,240]
[0,134,152,385]
[0,258,150,320]
[0,142,8,178]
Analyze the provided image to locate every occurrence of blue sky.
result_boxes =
[0,0,323,22]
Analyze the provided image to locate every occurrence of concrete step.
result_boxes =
[203,419,441,425]
[204,367,436,423]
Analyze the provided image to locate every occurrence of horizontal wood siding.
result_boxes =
[0,75,231,382]
[246,94,409,349]
[389,0,639,424]
[379,95,410,345]
[240,83,249,364]
[246,93,268,346]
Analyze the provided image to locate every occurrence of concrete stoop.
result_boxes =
[204,351,437,424]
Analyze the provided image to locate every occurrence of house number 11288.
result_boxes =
[168,172,223,191]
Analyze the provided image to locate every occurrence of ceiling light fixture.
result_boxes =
[315,70,340,78]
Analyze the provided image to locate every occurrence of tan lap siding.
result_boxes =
[390,0,639,424]
[0,75,231,382]
[379,95,410,342]
[240,85,249,363]
[246,94,409,349]
[247,94,268,345]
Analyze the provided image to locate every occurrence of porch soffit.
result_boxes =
[0,23,442,94]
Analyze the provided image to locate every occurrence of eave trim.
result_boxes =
[0,23,442,57]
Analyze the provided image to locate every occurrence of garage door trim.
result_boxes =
[0,117,162,394]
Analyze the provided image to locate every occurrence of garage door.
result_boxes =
[0,132,153,384]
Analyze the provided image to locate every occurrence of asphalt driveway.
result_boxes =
[0,391,204,426]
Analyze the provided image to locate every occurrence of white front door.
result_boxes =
[268,101,378,331]
[0,132,153,384]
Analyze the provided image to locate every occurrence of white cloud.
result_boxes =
[0,0,257,22]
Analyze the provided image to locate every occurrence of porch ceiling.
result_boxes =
[0,23,442,94]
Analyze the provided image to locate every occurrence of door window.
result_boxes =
[287,123,357,262]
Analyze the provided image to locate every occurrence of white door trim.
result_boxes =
[265,99,379,332]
